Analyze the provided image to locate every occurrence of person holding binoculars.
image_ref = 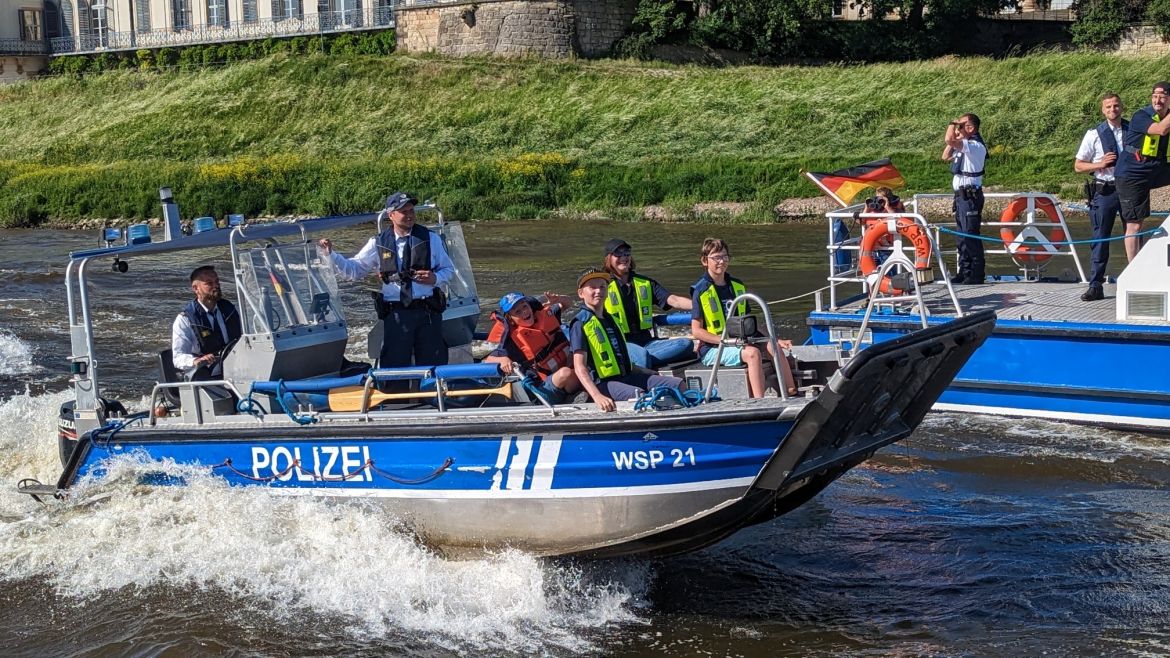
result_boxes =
[942,113,987,285]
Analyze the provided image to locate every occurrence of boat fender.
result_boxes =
[999,196,1065,265]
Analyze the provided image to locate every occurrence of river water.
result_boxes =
[0,219,1167,656]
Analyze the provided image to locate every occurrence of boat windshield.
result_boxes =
[234,242,344,334]
[441,222,478,304]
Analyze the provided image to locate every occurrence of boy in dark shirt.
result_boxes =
[690,238,795,398]
[569,268,684,412]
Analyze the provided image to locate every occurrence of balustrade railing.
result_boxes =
[47,5,396,55]
[0,38,49,55]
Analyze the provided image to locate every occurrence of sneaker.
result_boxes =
[1081,285,1104,302]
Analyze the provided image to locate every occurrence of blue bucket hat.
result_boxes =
[499,292,529,313]
[385,192,418,212]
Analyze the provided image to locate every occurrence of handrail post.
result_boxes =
[702,292,788,402]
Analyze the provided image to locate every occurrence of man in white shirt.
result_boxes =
[1074,93,1127,302]
[943,113,988,285]
[172,265,241,379]
[319,192,455,377]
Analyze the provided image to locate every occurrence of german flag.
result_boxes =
[803,159,906,207]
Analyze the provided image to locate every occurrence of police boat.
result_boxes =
[19,190,994,559]
[808,191,1170,433]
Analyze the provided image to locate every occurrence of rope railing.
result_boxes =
[938,224,1168,245]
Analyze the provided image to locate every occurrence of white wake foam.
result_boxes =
[0,390,651,653]
[0,328,36,376]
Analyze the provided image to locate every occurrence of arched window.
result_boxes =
[135,0,150,33]
[45,0,62,39]
[76,0,90,38]
[271,0,301,20]
[59,0,74,39]
[207,0,229,27]
[172,0,191,30]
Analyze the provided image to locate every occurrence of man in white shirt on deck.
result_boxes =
[943,113,988,285]
[318,192,455,382]
[1074,93,1127,302]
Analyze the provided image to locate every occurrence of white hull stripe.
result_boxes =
[257,476,757,499]
[933,402,1170,429]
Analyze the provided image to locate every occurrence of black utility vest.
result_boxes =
[183,298,241,355]
[377,223,432,281]
[1096,119,1129,159]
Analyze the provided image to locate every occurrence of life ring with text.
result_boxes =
[858,217,933,295]
[999,197,1066,264]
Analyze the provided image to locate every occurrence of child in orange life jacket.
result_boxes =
[690,238,796,398]
[484,291,580,404]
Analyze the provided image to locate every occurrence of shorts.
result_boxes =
[1117,166,1170,223]
[700,345,745,367]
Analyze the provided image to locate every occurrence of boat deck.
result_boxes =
[831,279,1164,327]
[142,395,808,434]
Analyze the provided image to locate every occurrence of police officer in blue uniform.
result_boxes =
[1074,93,1128,302]
[943,113,988,285]
[319,192,455,375]
[1115,81,1170,266]
[171,265,242,380]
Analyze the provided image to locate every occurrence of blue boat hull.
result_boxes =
[808,312,1170,432]
[44,311,996,558]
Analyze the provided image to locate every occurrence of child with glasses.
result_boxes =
[689,238,796,398]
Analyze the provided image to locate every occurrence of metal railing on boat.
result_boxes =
[702,292,790,402]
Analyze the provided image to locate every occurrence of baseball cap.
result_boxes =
[385,191,418,212]
[577,267,612,288]
[1155,81,1170,94]
[603,238,631,257]
[498,292,529,313]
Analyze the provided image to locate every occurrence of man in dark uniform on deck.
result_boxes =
[942,113,988,285]
[171,265,242,380]
[1074,93,1128,301]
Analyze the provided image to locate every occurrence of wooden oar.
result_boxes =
[327,380,514,412]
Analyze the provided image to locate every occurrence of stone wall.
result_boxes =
[573,0,637,57]
[396,0,636,58]
[1117,25,1169,56]
[0,56,47,84]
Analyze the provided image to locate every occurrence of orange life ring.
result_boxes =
[999,197,1066,264]
[859,217,933,295]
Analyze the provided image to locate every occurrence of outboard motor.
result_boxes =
[57,398,127,466]
[57,400,77,466]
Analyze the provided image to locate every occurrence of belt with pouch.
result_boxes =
[1093,180,1116,194]
[1121,145,1167,163]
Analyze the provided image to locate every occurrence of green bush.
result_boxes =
[1071,0,1127,46]
[1149,0,1170,40]
[44,30,397,77]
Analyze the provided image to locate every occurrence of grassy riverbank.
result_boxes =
[0,50,1165,226]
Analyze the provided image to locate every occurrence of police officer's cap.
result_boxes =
[385,192,418,212]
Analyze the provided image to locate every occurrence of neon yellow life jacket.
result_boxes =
[578,311,626,379]
[698,278,747,335]
[604,276,653,335]
[1142,113,1164,158]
